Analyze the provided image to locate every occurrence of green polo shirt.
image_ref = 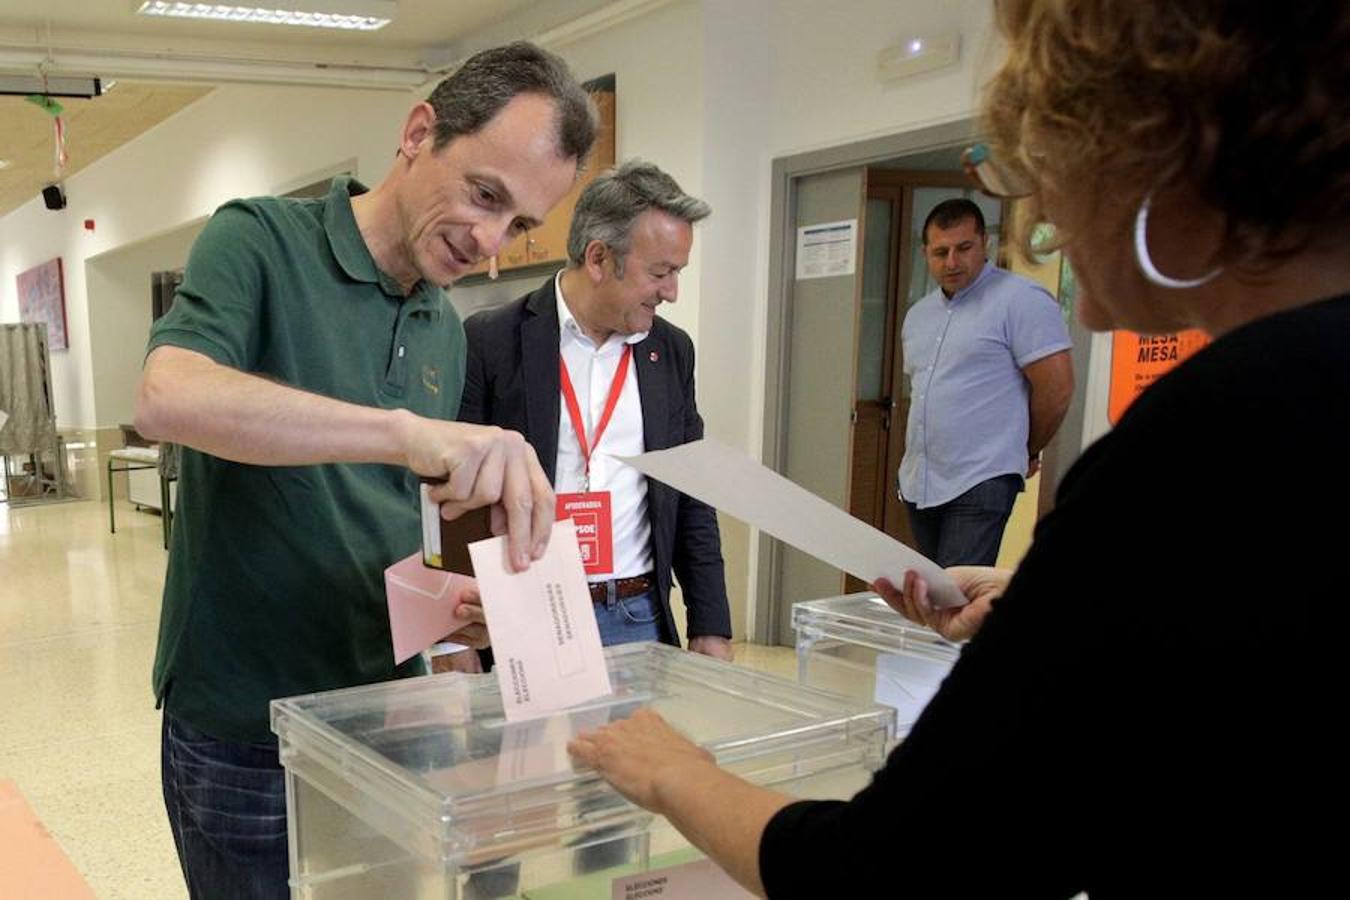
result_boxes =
[148,176,465,743]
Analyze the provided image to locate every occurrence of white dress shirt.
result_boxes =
[554,272,654,581]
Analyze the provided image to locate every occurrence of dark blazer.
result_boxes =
[459,276,733,644]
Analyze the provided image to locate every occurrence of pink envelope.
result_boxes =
[385,550,473,664]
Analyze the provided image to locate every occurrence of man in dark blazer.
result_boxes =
[459,161,734,661]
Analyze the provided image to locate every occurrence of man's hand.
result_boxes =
[872,566,1012,642]
[135,347,555,573]
[1027,453,1041,479]
[435,597,490,649]
[687,635,734,661]
[429,580,489,650]
[569,709,717,814]
[1024,350,1073,466]
[402,417,555,572]
[431,648,484,674]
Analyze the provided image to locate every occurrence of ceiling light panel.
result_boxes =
[134,1,396,31]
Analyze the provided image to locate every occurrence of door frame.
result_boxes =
[868,170,1016,552]
[755,118,978,645]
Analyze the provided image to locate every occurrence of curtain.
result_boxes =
[0,323,58,455]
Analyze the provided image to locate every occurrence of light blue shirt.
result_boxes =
[899,264,1071,509]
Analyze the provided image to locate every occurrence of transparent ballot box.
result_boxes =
[271,641,892,899]
[792,593,960,741]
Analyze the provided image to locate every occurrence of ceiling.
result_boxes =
[0,84,213,216]
[0,0,628,217]
[0,1,560,58]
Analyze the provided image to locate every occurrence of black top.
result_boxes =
[761,294,1349,898]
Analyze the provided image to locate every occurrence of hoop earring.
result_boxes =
[1134,191,1222,289]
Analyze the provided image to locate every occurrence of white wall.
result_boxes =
[0,83,409,430]
[85,222,205,429]
[1081,331,1115,447]
[766,0,997,155]
[752,0,997,442]
[556,0,705,338]
[696,0,772,452]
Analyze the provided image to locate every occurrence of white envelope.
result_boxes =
[470,519,613,722]
[873,651,955,734]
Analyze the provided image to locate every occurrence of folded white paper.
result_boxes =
[470,519,613,722]
[874,651,956,734]
[618,438,966,609]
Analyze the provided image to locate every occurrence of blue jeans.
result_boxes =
[904,474,1022,567]
[592,588,665,647]
[161,713,289,900]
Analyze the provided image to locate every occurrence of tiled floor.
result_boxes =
[0,497,802,898]
[0,498,183,899]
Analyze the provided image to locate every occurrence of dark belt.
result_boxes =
[589,574,655,603]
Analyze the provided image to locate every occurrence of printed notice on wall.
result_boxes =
[612,857,755,900]
[795,219,858,280]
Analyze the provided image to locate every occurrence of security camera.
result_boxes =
[42,183,67,211]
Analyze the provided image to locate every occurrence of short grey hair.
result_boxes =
[566,160,711,275]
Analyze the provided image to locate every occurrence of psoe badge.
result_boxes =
[555,491,613,575]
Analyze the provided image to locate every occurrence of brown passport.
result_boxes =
[419,480,494,574]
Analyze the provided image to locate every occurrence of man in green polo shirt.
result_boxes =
[135,43,598,899]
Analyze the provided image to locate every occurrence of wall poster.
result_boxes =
[1108,329,1210,424]
[16,258,68,351]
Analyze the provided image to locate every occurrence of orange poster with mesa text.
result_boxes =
[1108,330,1210,425]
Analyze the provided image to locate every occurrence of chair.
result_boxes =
[108,446,173,549]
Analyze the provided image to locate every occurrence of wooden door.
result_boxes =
[845,170,1009,590]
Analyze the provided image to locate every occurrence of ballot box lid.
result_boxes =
[272,641,891,864]
[792,592,961,663]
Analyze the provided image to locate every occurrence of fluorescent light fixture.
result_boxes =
[877,33,960,82]
[134,1,396,31]
[0,74,104,98]
[0,46,425,91]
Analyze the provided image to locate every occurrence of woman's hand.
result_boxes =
[568,709,716,814]
[872,566,1012,642]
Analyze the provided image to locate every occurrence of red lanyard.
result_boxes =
[559,344,633,482]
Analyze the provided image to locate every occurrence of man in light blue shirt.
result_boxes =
[899,198,1073,566]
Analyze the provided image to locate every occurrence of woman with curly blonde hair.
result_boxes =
[570,2,1349,895]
